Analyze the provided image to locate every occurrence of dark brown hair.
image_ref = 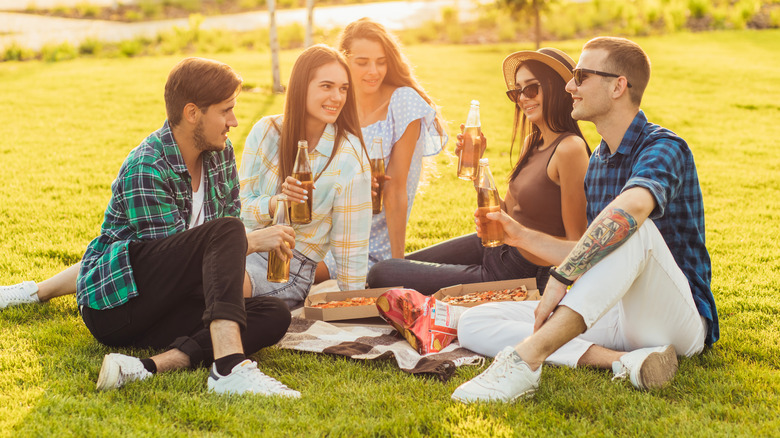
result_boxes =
[164,57,242,127]
[272,45,366,185]
[509,59,589,181]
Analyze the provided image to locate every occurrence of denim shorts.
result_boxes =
[245,249,317,310]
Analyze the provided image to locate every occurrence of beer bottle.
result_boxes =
[267,195,292,283]
[291,140,313,224]
[369,137,386,214]
[458,100,482,181]
[475,158,503,247]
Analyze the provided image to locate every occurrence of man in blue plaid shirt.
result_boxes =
[78,58,300,397]
[452,37,718,403]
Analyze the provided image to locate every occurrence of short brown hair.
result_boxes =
[583,37,650,106]
[164,57,243,127]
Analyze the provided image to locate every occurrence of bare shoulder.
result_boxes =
[555,134,589,159]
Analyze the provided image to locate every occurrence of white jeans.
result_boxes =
[457,220,707,367]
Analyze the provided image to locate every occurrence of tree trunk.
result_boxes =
[534,0,541,49]
[305,0,315,48]
[268,0,284,93]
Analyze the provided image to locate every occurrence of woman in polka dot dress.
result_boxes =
[316,18,448,284]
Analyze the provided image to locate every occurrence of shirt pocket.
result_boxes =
[213,180,232,212]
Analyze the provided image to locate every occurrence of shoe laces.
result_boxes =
[481,349,517,382]
[0,284,37,302]
[237,361,294,392]
[611,361,628,382]
[116,356,150,385]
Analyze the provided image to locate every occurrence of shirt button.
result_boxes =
[608,163,615,168]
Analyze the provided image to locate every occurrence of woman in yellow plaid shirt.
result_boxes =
[239,45,373,310]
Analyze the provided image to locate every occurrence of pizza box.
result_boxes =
[432,278,540,308]
[303,286,401,321]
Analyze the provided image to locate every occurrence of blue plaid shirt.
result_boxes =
[77,121,241,310]
[584,111,718,345]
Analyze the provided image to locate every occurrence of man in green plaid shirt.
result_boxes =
[76,58,300,397]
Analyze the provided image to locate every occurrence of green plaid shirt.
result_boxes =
[76,121,241,310]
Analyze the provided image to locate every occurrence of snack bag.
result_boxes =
[376,288,466,354]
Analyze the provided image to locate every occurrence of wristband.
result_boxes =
[548,266,574,286]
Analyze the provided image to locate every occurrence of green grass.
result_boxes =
[2,30,780,436]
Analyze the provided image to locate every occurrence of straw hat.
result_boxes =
[502,48,576,90]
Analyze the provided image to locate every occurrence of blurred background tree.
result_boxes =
[499,0,558,49]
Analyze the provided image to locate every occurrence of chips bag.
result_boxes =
[376,288,467,354]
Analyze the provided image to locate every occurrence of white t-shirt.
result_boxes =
[189,166,205,229]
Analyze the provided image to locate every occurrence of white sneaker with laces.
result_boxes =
[0,281,40,309]
[451,346,541,403]
[96,353,152,391]
[612,345,678,390]
[208,359,301,398]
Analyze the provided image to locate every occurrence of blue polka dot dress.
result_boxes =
[323,86,447,280]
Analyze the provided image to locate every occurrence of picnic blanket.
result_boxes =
[278,317,484,381]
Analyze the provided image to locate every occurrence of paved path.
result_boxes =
[0,0,487,51]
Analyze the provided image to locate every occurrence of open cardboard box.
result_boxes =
[303,286,400,322]
[432,278,539,307]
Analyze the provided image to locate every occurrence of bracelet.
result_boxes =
[548,266,574,286]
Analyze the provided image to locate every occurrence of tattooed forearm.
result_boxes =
[557,207,638,278]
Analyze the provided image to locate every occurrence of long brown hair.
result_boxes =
[509,59,589,181]
[273,44,366,186]
[338,18,446,143]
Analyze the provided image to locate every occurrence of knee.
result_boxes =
[212,217,247,250]
[367,259,405,288]
[246,296,292,343]
[214,216,245,236]
[366,260,390,288]
[456,307,485,350]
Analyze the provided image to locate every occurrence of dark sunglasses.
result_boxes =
[573,68,632,88]
[505,83,541,103]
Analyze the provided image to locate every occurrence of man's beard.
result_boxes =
[193,120,225,152]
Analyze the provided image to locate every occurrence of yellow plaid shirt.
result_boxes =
[239,116,372,291]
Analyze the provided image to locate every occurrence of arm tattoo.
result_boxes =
[557,207,638,279]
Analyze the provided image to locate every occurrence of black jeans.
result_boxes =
[366,233,550,295]
[81,217,291,368]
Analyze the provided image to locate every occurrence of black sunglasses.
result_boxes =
[506,83,541,103]
[573,68,632,88]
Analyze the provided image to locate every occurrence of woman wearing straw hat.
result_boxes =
[367,47,590,294]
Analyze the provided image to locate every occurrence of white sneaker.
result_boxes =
[208,359,301,398]
[96,353,152,391]
[0,281,39,309]
[451,346,541,403]
[612,345,678,390]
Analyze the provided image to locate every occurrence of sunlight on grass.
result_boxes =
[0,332,43,432]
[2,30,780,435]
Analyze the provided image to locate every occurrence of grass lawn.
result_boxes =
[1,30,779,436]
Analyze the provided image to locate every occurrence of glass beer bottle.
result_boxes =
[369,137,386,214]
[267,195,292,283]
[458,100,482,181]
[291,140,313,224]
[475,158,504,247]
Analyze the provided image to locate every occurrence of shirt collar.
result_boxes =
[312,123,336,158]
[594,110,648,161]
[160,120,188,174]
[160,119,217,176]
